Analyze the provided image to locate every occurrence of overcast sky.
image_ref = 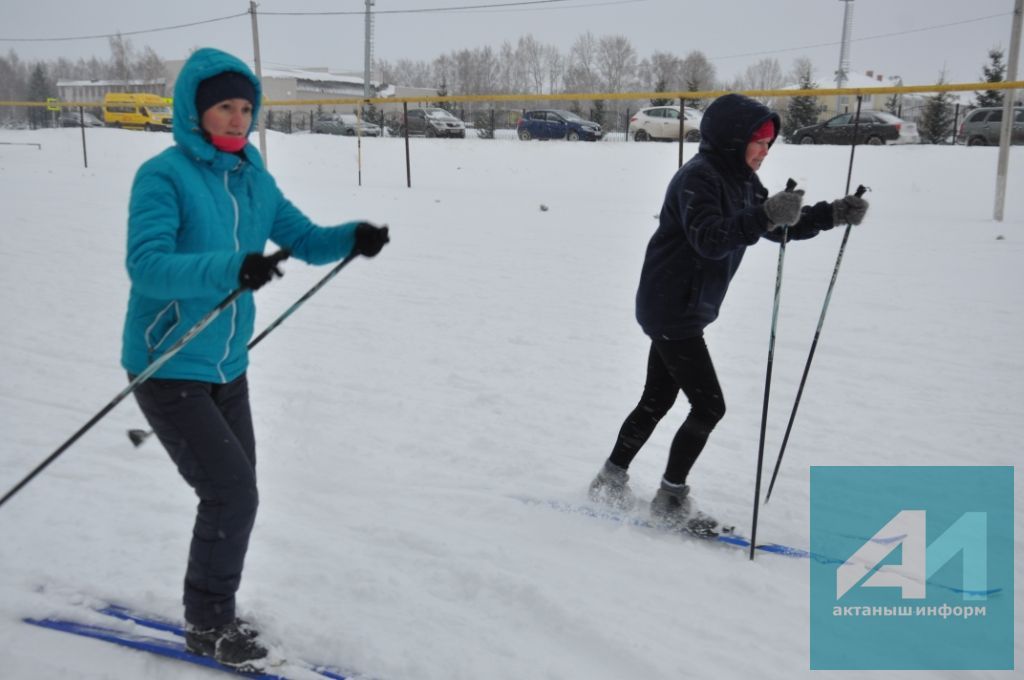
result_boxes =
[2,0,1019,87]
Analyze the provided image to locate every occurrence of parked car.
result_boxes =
[399,108,466,138]
[957,106,1024,146]
[628,105,702,142]
[59,111,104,128]
[313,113,381,137]
[516,109,603,141]
[793,111,918,145]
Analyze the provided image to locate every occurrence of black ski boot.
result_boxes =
[185,618,269,671]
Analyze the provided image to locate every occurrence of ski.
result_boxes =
[511,494,1004,597]
[512,495,811,558]
[24,601,353,680]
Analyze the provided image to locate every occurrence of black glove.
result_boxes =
[353,222,390,257]
[831,195,869,226]
[238,250,290,290]
[763,188,805,229]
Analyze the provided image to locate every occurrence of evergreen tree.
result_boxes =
[474,109,495,139]
[27,63,52,129]
[436,78,454,114]
[920,76,956,144]
[650,77,671,107]
[974,48,1005,108]
[591,99,607,129]
[783,58,822,142]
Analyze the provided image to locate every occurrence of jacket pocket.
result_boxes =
[145,301,181,353]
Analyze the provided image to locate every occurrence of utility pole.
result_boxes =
[835,0,855,115]
[250,1,267,166]
[994,0,1022,221]
[364,0,375,109]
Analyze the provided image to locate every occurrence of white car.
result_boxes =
[875,111,920,145]
[628,105,702,142]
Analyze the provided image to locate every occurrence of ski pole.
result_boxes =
[0,286,248,509]
[764,184,868,503]
[749,177,797,561]
[762,96,866,504]
[128,250,362,448]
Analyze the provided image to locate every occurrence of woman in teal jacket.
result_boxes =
[122,47,389,671]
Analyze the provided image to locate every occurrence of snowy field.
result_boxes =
[0,127,1021,679]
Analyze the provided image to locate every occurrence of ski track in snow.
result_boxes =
[0,128,1022,679]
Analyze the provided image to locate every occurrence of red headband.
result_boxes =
[750,120,775,142]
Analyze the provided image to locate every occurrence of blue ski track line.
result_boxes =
[511,495,1002,598]
[23,602,352,680]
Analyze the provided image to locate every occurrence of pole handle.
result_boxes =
[785,178,797,192]
[854,184,868,197]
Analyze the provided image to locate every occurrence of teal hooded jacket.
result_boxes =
[121,47,358,383]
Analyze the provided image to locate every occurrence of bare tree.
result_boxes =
[563,32,600,93]
[679,50,716,107]
[377,58,433,89]
[134,47,166,86]
[735,57,783,106]
[680,51,715,90]
[498,40,527,95]
[595,35,637,93]
[638,51,682,91]
[542,45,563,94]
[518,35,546,94]
[108,33,134,81]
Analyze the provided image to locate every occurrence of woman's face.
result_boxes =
[745,138,770,171]
[201,98,253,138]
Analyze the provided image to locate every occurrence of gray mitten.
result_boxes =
[763,188,805,229]
[832,195,869,225]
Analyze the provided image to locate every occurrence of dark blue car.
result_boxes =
[517,109,603,141]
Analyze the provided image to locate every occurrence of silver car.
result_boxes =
[957,106,1024,146]
[313,113,382,137]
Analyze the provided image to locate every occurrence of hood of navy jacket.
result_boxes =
[172,47,264,168]
[698,93,780,180]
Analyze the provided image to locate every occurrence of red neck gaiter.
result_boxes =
[210,134,248,153]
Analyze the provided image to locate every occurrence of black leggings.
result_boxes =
[608,337,726,485]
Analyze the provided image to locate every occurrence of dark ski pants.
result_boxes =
[608,336,725,485]
[132,372,258,629]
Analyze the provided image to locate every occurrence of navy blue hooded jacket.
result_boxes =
[635,94,834,339]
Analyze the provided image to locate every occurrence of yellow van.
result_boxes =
[103,93,172,131]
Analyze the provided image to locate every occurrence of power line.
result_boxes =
[0,12,247,43]
[260,0,580,16]
[711,12,1011,62]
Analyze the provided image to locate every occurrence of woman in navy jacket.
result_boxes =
[122,47,389,670]
[589,93,868,534]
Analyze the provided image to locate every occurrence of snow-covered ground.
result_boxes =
[0,127,1021,679]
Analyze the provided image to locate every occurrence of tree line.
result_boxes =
[0,31,1014,141]
[0,35,163,126]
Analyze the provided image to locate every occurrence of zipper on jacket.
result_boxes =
[216,169,242,382]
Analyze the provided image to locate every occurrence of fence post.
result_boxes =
[678,98,685,168]
[952,103,960,144]
[78,105,88,169]
[624,108,630,143]
[404,101,411,188]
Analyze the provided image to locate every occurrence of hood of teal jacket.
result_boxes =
[172,47,263,165]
